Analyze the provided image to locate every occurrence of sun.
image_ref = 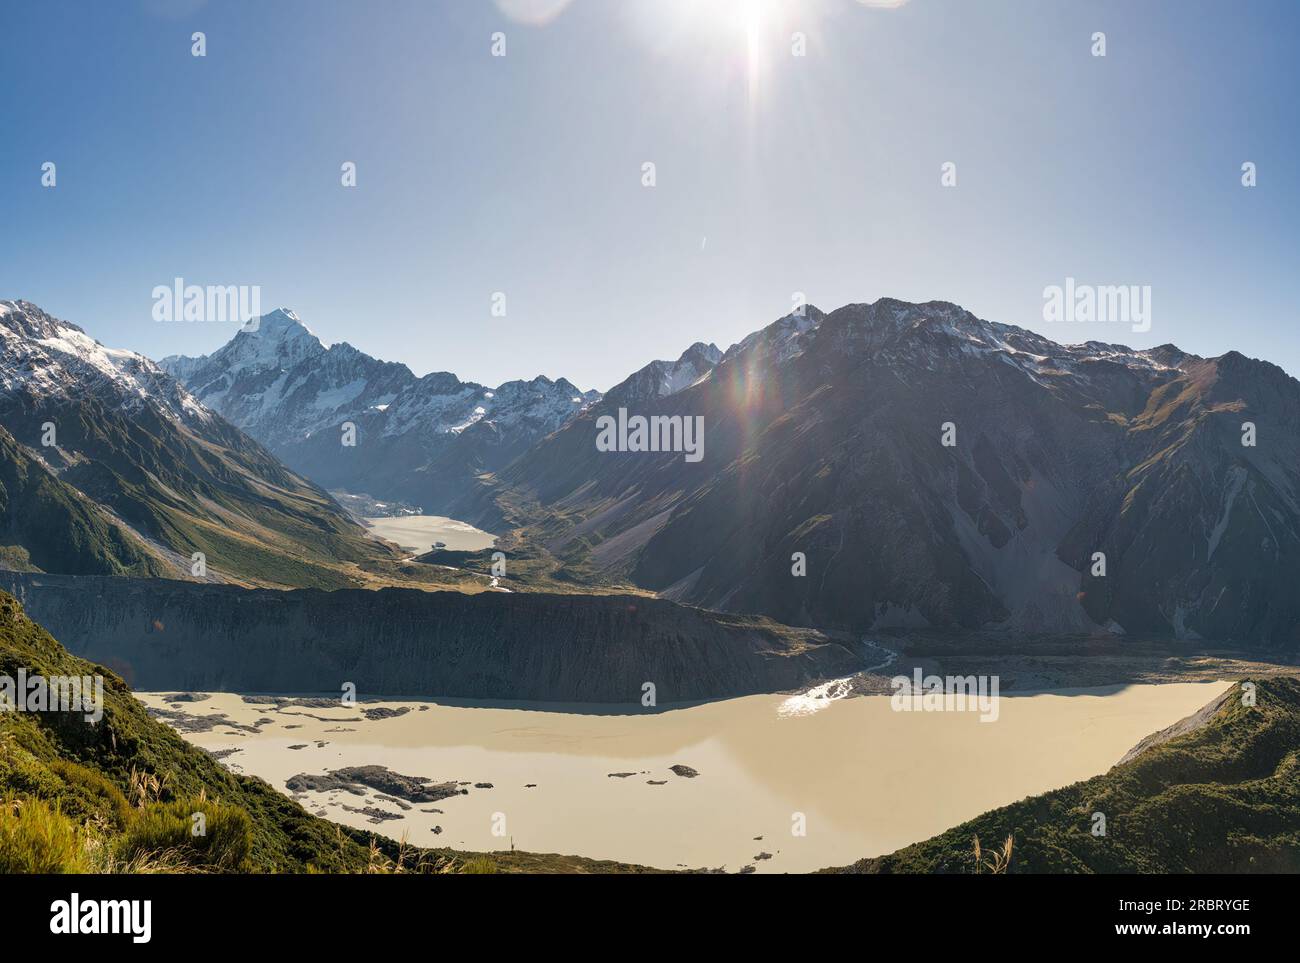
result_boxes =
[628,0,828,113]
[690,0,789,104]
[743,1,766,95]
[697,0,782,35]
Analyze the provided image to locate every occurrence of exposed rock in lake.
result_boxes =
[285,765,469,803]
[362,706,411,721]
[341,804,404,824]
[145,705,259,734]
[285,773,365,797]
[670,765,699,778]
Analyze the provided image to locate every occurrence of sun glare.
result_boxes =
[639,0,805,110]
[743,1,765,101]
[708,0,785,107]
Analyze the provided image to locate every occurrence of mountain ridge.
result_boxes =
[0,300,406,589]
[0,570,863,702]
[160,308,602,512]
[459,297,1300,646]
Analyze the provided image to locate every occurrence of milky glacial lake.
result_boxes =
[362,515,496,554]
[137,681,1228,873]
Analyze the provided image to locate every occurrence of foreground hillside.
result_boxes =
[0,590,657,873]
[0,572,860,702]
[826,677,1300,873]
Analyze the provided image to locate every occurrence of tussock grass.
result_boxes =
[117,797,253,872]
[971,834,1014,874]
[0,796,89,873]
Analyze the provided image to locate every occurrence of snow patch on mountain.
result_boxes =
[160,308,601,506]
[605,341,724,407]
[1,299,212,425]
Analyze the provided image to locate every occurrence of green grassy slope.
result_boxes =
[47,396,403,589]
[0,427,167,578]
[0,590,660,873]
[827,678,1300,873]
[0,382,418,590]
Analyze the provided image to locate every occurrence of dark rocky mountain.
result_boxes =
[160,309,601,512]
[0,572,861,702]
[461,298,1300,647]
[0,300,403,588]
[603,341,723,407]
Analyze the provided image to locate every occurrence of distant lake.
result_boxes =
[137,681,1229,873]
[363,515,496,554]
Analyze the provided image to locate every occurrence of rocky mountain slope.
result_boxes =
[160,309,601,512]
[0,300,404,589]
[0,571,862,702]
[0,424,165,577]
[462,298,1300,646]
[602,341,723,408]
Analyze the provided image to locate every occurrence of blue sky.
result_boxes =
[2,0,1297,389]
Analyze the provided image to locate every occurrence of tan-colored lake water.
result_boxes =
[136,681,1228,873]
[363,515,496,554]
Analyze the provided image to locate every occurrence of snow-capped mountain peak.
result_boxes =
[0,299,211,424]
[253,307,321,343]
[159,308,601,511]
